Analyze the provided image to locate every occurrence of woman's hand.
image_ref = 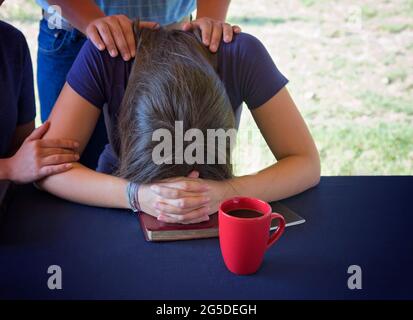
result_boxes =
[86,15,159,61]
[138,171,235,224]
[181,18,241,52]
[8,121,79,184]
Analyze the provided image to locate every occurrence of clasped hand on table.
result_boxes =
[139,170,235,224]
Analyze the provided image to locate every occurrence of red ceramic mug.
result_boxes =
[219,197,286,275]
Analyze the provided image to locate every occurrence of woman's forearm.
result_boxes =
[228,154,321,203]
[37,162,129,209]
[196,0,230,21]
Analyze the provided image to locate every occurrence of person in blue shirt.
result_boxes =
[37,25,320,224]
[0,3,79,183]
[36,0,239,168]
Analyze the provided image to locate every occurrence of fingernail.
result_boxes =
[150,185,158,192]
[75,154,80,160]
[204,197,210,202]
[110,50,117,56]
[73,142,79,148]
[123,54,130,61]
[98,44,104,50]
[65,163,73,168]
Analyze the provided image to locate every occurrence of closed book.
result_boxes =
[138,201,305,242]
[138,212,218,241]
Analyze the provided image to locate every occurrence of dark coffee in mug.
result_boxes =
[227,209,263,219]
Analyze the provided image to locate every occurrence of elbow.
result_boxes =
[310,171,321,188]
[308,152,321,188]
[33,175,51,193]
[34,178,47,191]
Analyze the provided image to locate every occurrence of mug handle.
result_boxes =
[267,213,286,249]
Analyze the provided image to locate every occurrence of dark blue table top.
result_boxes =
[0,176,412,300]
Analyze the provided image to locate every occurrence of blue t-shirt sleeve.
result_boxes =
[17,35,36,125]
[66,40,110,109]
[232,33,288,109]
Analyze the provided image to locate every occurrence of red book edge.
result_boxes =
[138,211,218,241]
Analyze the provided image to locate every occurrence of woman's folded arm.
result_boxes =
[36,83,129,208]
[226,87,321,202]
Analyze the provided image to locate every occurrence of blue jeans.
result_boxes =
[37,18,108,169]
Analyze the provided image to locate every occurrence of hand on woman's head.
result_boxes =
[86,15,159,61]
[181,18,241,52]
